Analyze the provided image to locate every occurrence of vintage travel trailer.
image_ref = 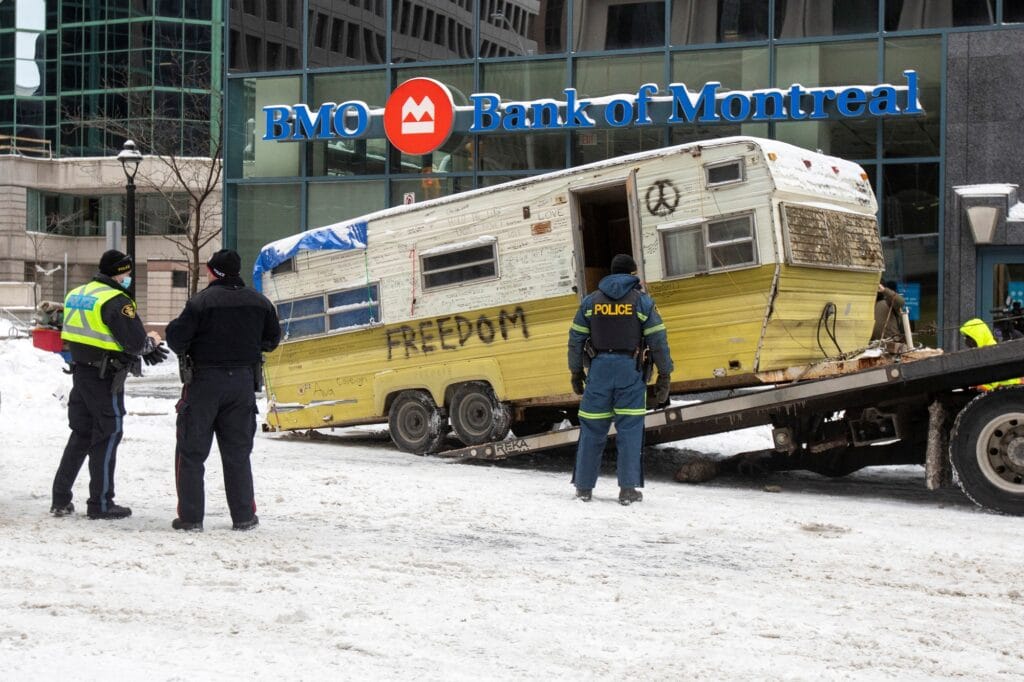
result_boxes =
[255,136,884,453]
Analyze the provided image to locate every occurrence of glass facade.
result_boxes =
[224,0,1023,343]
[0,0,220,158]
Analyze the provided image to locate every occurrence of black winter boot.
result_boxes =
[87,504,132,520]
[618,487,643,506]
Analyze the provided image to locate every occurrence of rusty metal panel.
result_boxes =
[782,204,884,271]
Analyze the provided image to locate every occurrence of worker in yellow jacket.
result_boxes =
[960,317,1023,391]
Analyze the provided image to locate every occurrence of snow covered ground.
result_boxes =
[2,336,1023,680]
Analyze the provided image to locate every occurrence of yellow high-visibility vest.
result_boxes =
[960,317,1023,391]
[61,281,131,352]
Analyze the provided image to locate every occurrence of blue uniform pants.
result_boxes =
[573,354,647,490]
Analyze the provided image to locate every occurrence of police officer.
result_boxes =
[568,254,674,505]
[51,249,169,520]
[166,249,280,532]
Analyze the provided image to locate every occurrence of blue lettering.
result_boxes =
[809,89,837,120]
[868,86,899,115]
[564,89,595,128]
[263,106,293,141]
[530,101,560,127]
[470,94,502,131]
[292,103,333,140]
[65,294,97,310]
[333,101,369,137]
[668,82,720,123]
[835,88,867,117]
[605,98,633,127]
[502,103,530,130]
[786,84,809,120]
[635,83,658,125]
[903,70,923,114]
[720,93,751,122]
[750,91,785,120]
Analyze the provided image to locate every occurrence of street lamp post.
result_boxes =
[117,139,143,299]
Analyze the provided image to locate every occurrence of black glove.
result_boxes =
[571,369,586,395]
[143,343,170,366]
[654,373,671,407]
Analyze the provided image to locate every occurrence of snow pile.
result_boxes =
[2,340,1024,678]
[0,338,71,419]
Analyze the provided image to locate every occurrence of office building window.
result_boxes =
[885,0,994,29]
[670,0,769,46]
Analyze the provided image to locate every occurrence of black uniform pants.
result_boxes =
[175,366,258,524]
[52,364,125,514]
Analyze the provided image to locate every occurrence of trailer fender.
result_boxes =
[374,358,507,416]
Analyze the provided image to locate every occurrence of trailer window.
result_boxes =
[277,283,381,340]
[278,295,326,339]
[327,283,380,330]
[661,214,757,277]
[421,243,497,290]
[704,159,744,188]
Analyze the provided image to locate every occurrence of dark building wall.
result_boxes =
[943,27,1024,348]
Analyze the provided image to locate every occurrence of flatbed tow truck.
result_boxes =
[437,339,1024,516]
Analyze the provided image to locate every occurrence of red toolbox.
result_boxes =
[32,327,64,353]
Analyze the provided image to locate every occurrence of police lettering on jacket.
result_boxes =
[589,290,642,351]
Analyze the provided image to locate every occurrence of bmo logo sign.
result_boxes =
[262,77,457,155]
[383,78,455,155]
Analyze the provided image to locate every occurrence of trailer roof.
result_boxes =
[255,135,872,281]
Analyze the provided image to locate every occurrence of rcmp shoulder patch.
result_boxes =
[121,303,137,319]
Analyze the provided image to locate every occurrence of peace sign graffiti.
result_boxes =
[645,179,679,217]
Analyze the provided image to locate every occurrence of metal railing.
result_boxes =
[0,307,35,339]
[0,134,53,159]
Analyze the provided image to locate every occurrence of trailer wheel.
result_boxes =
[388,390,447,454]
[949,387,1024,515]
[449,382,511,445]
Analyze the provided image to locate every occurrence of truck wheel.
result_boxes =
[449,382,511,445]
[388,390,447,454]
[949,387,1024,515]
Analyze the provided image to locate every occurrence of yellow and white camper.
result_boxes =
[255,136,883,452]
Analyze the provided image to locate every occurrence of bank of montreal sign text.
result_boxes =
[263,70,923,156]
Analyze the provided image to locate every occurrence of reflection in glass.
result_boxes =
[880,234,938,346]
[228,2,302,71]
[235,183,302,276]
[673,47,768,91]
[389,175,472,206]
[310,0,387,67]
[774,41,877,158]
[670,0,769,46]
[308,71,388,177]
[238,77,302,178]
[574,0,666,51]
[1007,0,1024,22]
[882,163,939,237]
[482,5,547,56]
[883,37,940,158]
[885,0,994,29]
[308,181,386,230]
[774,0,877,38]
[391,0,473,63]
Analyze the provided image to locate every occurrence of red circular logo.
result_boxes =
[384,78,455,156]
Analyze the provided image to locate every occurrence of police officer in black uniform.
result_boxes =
[166,249,281,532]
[51,249,169,520]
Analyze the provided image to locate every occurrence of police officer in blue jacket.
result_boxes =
[568,254,674,505]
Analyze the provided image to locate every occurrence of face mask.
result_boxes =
[121,276,132,290]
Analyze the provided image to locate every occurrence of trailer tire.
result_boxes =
[949,387,1024,515]
[388,390,447,454]
[449,382,511,445]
